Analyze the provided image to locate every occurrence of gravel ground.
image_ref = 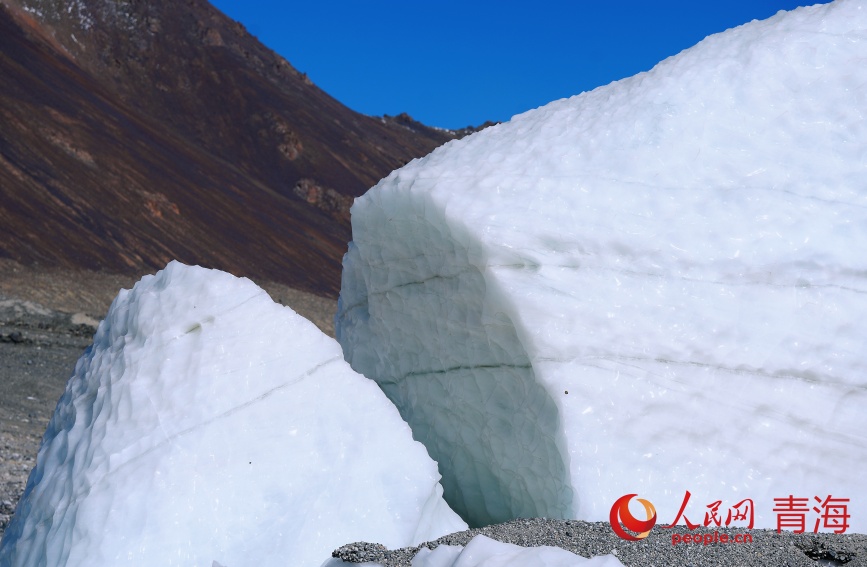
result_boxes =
[333,518,867,566]
[0,297,94,537]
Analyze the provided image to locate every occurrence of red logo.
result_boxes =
[610,494,657,540]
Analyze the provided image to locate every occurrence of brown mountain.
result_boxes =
[0,0,479,297]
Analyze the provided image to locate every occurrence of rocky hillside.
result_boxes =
[0,0,478,296]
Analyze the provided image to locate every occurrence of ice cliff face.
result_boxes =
[337,0,867,530]
[0,262,465,567]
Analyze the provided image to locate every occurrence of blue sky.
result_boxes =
[208,1,833,130]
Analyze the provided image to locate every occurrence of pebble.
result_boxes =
[333,518,867,567]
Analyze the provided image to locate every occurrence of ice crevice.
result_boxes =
[38,354,347,527]
[504,264,867,294]
[585,354,863,389]
[371,270,474,295]
[402,363,533,379]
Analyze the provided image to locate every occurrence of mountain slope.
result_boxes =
[0,0,465,296]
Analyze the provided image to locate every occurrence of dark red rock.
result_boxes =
[0,0,469,297]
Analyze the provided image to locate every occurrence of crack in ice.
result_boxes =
[31,355,345,533]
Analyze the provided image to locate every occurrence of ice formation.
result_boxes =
[0,262,466,567]
[337,0,867,531]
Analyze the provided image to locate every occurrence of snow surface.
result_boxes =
[0,262,466,567]
[337,0,867,531]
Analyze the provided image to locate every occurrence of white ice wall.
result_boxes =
[337,0,867,531]
[0,262,466,567]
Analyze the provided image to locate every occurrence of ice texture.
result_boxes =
[337,0,867,531]
[0,261,466,567]
[410,535,624,567]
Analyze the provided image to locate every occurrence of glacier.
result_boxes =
[337,0,867,531]
[0,261,466,567]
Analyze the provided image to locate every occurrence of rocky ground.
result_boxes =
[0,295,96,537]
[0,259,336,540]
[334,519,867,566]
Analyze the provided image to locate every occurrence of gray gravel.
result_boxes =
[333,518,866,566]
[0,296,96,538]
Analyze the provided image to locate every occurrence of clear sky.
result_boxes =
[207,1,833,130]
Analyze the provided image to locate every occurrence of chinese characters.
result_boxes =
[773,495,850,534]
[662,491,850,534]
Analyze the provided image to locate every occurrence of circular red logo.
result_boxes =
[610,494,657,540]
